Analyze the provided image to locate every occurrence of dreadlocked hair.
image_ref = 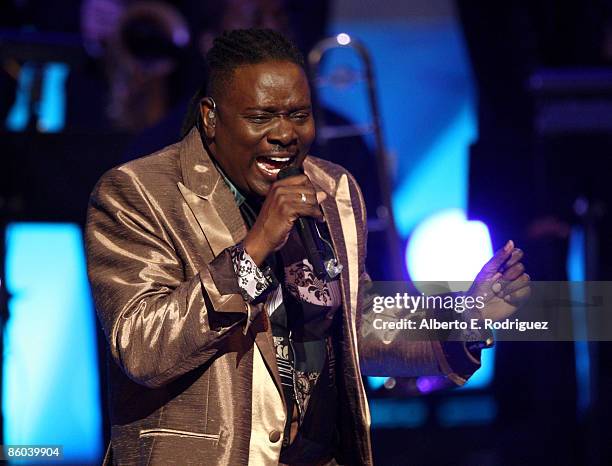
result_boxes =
[206,28,304,96]
[181,28,305,137]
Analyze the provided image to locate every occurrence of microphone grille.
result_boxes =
[277,165,303,180]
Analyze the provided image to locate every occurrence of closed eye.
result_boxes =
[246,114,273,123]
[244,109,311,124]
[290,111,311,121]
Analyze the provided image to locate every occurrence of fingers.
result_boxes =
[268,177,323,220]
[495,258,528,296]
[502,281,532,305]
[272,174,310,187]
[246,174,324,261]
[486,242,530,301]
[499,272,530,298]
[285,190,323,220]
[483,240,514,273]
[502,261,525,281]
[501,248,524,271]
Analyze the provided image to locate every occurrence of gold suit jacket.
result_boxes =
[86,128,478,466]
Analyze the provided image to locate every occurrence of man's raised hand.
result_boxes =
[468,240,531,322]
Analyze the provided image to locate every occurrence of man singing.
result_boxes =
[86,28,530,465]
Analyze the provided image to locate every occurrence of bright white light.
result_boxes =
[405,208,493,289]
[336,33,351,46]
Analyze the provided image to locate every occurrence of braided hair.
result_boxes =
[181,28,305,137]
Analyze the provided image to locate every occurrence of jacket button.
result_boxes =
[268,430,281,443]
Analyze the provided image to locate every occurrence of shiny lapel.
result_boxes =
[303,159,353,321]
[177,128,284,404]
[178,128,247,254]
[306,167,361,359]
[305,159,372,431]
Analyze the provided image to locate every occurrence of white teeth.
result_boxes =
[256,161,281,175]
[268,157,291,162]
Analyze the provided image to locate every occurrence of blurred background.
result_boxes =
[1,0,612,464]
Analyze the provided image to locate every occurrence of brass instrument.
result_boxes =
[106,1,190,131]
[308,34,403,280]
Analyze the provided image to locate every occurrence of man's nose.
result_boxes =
[268,116,297,146]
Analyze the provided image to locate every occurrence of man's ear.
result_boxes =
[199,97,216,139]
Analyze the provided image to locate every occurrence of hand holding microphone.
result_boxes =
[242,166,324,267]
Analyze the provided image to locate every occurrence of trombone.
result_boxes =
[308,33,403,280]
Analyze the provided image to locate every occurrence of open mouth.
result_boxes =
[255,155,295,177]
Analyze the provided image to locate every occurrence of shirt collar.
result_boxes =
[216,164,246,207]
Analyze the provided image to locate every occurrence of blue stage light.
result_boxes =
[367,376,389,391]
[3,223,102,464]
[567,226,591,416]
[437,395,497,427]
[459,343,495,391]
[6,62,68,132]
[369,399,428,428]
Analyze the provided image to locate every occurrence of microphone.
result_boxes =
[277,165,331,279]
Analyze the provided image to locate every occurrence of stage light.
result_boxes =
[336,33,351,46]
[6,62,68,133]
[38,63,68,133]
[567,226,592,415]
[405,208,493,286]
[416,376,449,394]
[459,342,495,390]
[6,63,34,131]
[369,399,428,428]
[437,395,497,427]
[3,223,102,463]
[406,209,496,391]
[367,376,388,390]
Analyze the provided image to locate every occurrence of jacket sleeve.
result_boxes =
[85,167,250,389]
[348,173,482,385]
[358,273,482,385]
